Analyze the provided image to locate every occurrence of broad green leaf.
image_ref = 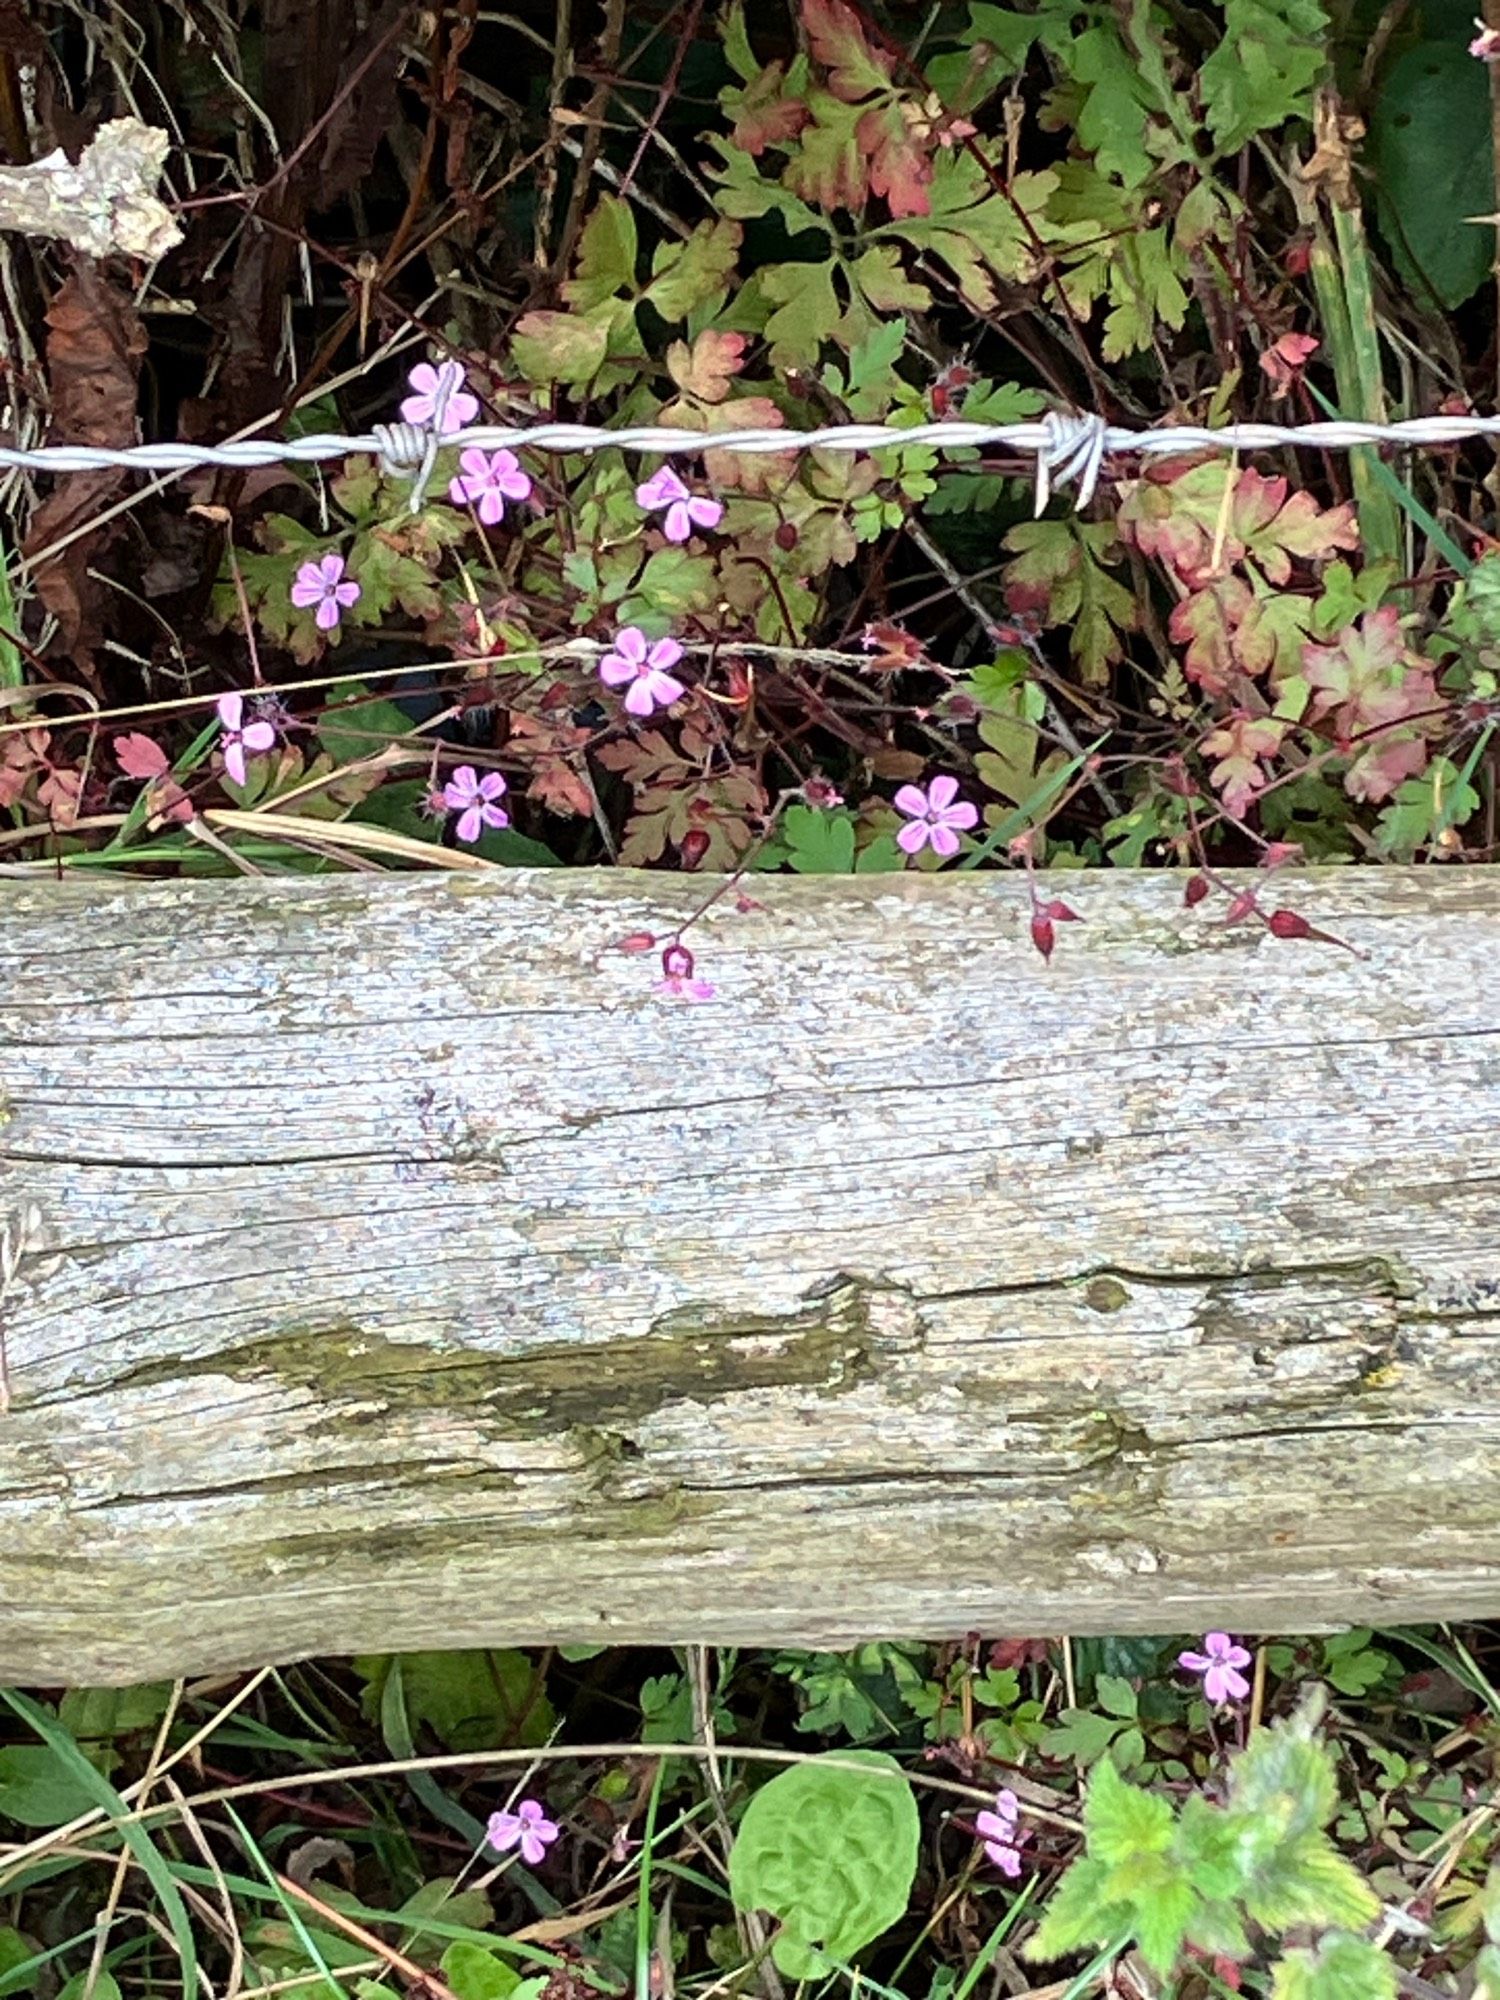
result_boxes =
[318,680,417,763]
[510,313,611,387]
[1370,40,1494,309]
[0,1746,102,1829]
[762,260,843,366]
[783,805,856,873]
[0,1932,32,1985]
[57,1972,123,2000]
[728,1751,918,1977]
[1025,1855,1122,1961]
[57,1685,172,1747]
[354,1651,554,1752]
[1271,1933,1398,2000]
[1084,1755,1175,1864]
[440,1944,546,2000]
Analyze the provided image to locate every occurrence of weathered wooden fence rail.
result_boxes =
[2,868,1498,1683]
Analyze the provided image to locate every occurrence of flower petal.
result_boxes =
[614,626,649,664]
[624,679,656,718]
[335,580,361,606]
[646,670,685,708]
[662,502,691,543]
[407,363,439,397]
[315,596,342,631]
[939,800,978,831]
[687,496,723,530]
[216,692,243,731]
[241,720,276,753]
[455,803,484,843]
[477,772,507,799]
[893,784,930,819]
[222,740,246,787]
[896,819,929,854]
[647,637,684,672]
[928,822,960,859]
[599,655,633,687]
[318,553,346,584]
[449,765,479,799]
[927,772,959,810]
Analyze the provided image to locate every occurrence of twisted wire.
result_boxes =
[0,407,1495,516]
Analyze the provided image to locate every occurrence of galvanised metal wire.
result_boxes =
[0,406,1496,515]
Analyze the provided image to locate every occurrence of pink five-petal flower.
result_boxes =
[290,553,361,633]
[486,1798,559,1867]
[442,763,509,843]
[974,1790,1028,1877]
[655,942,714,1002]
[400,359,479,432]
[635,465,724,544]
[599,626,686,718]
[216,690,277,788]
[893,772,979,859]
[449,447,532,526]
[1179,1631,1253,1705]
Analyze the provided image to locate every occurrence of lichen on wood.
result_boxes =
[1,867,1498,1683]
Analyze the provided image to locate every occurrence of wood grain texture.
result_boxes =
[2,867,1498,1683]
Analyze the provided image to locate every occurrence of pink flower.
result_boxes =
[655,942,714,1002]
[400,359,479,432]
[449,447,532,525]
[600,626,686,718]
[1179,1632,1253,1705]
[290,553,361,633]
[443,764,509,842]
[894,774,978,858]
[635,467,723,543]
[486,1799,558,1867]
[1471,18,1500,57]
[216,691,277,786]
[974,1789,1027,1878]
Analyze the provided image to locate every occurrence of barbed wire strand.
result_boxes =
[1,408,1496,518]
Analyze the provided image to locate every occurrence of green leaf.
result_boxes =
[354,1651,554,1752]
[1094,1675,1139,1720]
[1370,40,1494,309]
[0,1932,32,1985]
[440,1946,546,2000]
[57,1684,173,1748]
[510,313,611,387]
[645,220,741,321]
[0,1746,103,1829]
[1025,1856,1122,1962]
[1242,1833,1381,1931]
[782,804,857,873]
[1084,1756,1175,1864]
[318,680,416,763]
[57,1972,123,2000]
[728,1751,919,1977]
[762,260,843,366]
[563,198,638,312]
[1228,1706,1338,1836]
[1271,1933,1398,2000]
[1130,1866,1199,1974]
[1199,0,1327,151]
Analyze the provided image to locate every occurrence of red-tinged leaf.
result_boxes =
[666,330,748,404]
[803,0,895,100]
[1040,899,1081,922]
[856,99,934,217]
[114,732,169,780]
[1184,873,1211,907]
[859,621,926,672]
[1119,459,1358,590]
[1224,889,1259,925]
[1030,914,1055,962]
[617,932,658,954]
[1200,713,1285,819]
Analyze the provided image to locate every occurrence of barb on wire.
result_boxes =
[1,409,1499,513]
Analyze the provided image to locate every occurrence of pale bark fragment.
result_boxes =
[0,120,181,260]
